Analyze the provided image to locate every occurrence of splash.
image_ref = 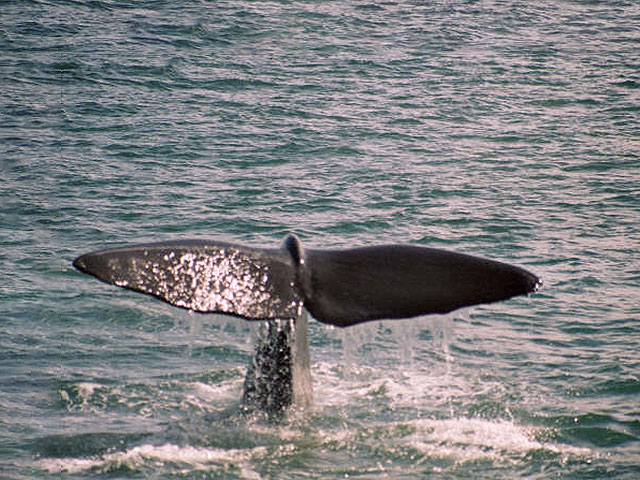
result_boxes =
[404,417,592,463]
[40,443,267,477]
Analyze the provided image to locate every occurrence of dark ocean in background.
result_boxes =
[1,0,639,478]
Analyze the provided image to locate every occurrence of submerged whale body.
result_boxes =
[73,234,540,416]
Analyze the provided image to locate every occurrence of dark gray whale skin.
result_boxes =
[239,315,311,418]
[73,234,540,415]
[73,234,540,327]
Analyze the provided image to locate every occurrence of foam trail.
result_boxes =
[41,443,267,477]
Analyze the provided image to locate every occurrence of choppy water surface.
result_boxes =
[1,0,639,478]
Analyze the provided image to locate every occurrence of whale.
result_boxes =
[73,234,540,417]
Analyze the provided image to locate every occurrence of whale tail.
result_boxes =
[73,235,540,327]
[73,234,539,417]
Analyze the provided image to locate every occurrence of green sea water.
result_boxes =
[1,0,639,478]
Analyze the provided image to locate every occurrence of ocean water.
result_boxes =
[1,0,639,478]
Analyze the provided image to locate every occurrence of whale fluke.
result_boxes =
[301,245,540,327]
[73,234,540,417]
[73,235,540,327]
[73,239,302,321]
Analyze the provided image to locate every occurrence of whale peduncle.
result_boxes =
[240,310,312,418]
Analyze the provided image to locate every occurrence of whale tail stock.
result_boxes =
[72,234,540,328]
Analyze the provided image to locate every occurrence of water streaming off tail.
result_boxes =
[330,313,457,374]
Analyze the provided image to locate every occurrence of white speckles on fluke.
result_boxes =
[74,240,302,321]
